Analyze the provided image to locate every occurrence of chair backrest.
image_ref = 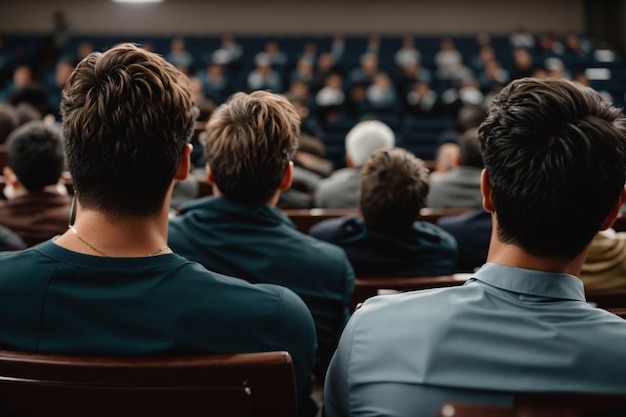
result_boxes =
[284,208,358,233]
[0,350,298,417]
[585,288,626,309]
[439,403,579,417]
[440,393,626,417]
[351,274,470,311]
[514,392,626,416]
[283,207,473,234]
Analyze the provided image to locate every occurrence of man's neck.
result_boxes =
[54,205,171,258]
[485,227,588,277]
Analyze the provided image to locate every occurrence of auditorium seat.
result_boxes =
[284,207,471,234]
[351,273,471,311]
[439,403,578,417]
[0,350,298,417]
[440,393,626,417]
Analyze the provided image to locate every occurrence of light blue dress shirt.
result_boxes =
[324,263,626,417]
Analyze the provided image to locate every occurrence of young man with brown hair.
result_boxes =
[0,44,316,404]
[168,91,354,379]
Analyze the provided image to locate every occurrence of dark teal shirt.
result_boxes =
[0,240,316,398]
[168,196,355,375]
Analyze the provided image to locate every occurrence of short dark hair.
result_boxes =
[360,147,429,232]
[6,121,65,191]
[203,91,299,204]
[458,128,483,168]
[61,43,195,217]
[479,77,626,259]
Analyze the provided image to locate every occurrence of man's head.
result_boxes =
[4,121,64,192]
[360,147,429,233]
[458,128,483,168]
[345,120,395,169]
[479,77,626,260]
[61,43,195,218]
[203,91,300,205]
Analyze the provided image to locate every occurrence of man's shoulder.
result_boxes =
[310,215,363,242]
[316,169,358,192]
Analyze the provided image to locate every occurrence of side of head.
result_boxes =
[479,77,626,260]
[5,121,64,191]
[360,147,429,233]
[458,128,484,168]
[345,120,395,168]
[61,43,195,218]
[204,91,300,204]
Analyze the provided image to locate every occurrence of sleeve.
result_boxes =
[276,286,317,403]
[323,309,359,417]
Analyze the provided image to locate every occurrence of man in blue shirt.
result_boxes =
[324,77,626,417]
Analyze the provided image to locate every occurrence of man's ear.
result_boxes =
[279,161,293,191]
[3,166,19,188]
[346,154,355,169]
[205,163,216,185]
[600,188,626,231]
[481,169,495,212]
[174,144,192,181]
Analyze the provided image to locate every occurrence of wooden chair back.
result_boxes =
[284,207,472,234]
[440,393,626,417]
[585,288,626,309]
[515,392,626,416]
[351,274,470,311]
[439,403,579,417]
[0,350,298,417]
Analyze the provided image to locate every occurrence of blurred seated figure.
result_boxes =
[0,64,34,102]
[580,229,626,290]
[315,73,345,108]
[438,209,492,272]
[509,25,535,49]
[0,102,19,144]
[0,121,71,246]
[366,73,397,110]
[314,120,395,209]
[259,40,289,70]
[431,142,459,177]
[435,37,470,81]
[0,225,26,252]
[311,147,457,277]
[394,58,432,99]
[247,52,283,92]
[311,51,340,94]
[405,81,441,116]
[347,52,380,89]
[46,59,74,119]
[395,35,421,69]
[427,128,484,209]
[166,36,194,75]
[197,62,231,104]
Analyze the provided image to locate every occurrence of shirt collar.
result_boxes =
[471,262,586,302]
